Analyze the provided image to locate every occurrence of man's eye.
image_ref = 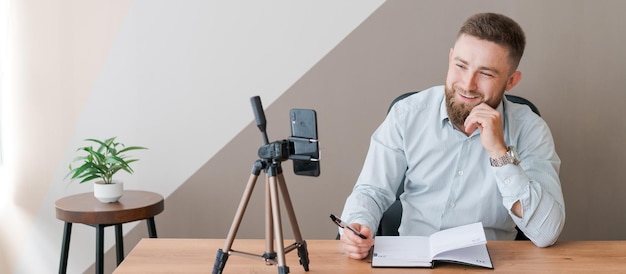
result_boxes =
[456,64,466,69]
[480,72,494,77]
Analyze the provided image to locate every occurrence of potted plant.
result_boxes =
[67,137,147,203]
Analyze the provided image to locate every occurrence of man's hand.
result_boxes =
[339,223,375,259]
[463,103,507,158]
[466,103,525,218]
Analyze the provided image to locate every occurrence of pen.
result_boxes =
[329,214,367,239]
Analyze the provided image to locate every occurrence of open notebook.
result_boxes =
[371,222,493,269]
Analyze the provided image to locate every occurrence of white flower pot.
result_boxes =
[93,180,124,203]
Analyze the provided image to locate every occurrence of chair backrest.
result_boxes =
[505,94,541,116]
[377,91,539,240]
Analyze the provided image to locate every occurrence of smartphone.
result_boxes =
[290,109,320,177]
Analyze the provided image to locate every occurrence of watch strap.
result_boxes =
[490,146,520,167]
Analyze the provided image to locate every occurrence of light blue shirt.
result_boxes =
[341,85,565,247]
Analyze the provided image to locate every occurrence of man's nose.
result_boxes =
[460,72,478,92]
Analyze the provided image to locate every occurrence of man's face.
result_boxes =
[445,34,519,126]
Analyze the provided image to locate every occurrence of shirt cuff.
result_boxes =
[494,164,529,209]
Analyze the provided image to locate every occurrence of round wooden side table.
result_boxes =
[55,190,164,274]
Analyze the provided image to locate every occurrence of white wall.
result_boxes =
[1,1,384,273]
[2,0,626,273]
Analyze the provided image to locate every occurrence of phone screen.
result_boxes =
[290,109,320,177]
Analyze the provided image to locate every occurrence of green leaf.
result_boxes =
[66,137,147,185]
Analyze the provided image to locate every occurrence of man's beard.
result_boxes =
[445,85,484,127]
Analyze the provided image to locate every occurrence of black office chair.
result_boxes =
[377,91,539,241]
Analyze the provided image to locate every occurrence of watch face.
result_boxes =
[508,146,520,165]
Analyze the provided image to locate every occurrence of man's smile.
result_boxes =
[456,89,482,103]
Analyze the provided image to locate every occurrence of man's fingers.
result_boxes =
[340,224,375,260]
[464,103,499,134]
[341,242,371,259]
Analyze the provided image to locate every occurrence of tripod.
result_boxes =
[213,97,311,274]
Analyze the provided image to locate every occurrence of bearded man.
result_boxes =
[339,12,565,259]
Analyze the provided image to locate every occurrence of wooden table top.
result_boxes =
[113,238,626,273]
[55,190,164,225]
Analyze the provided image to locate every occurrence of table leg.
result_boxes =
[95,224,105,274]
[115,224,124,265]
[58,222,72,274]
[147,217,158,238]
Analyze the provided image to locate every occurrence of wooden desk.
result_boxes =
[55,190,164,274]
[114,239,626,273]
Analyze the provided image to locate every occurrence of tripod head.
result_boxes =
[250,96,320,176]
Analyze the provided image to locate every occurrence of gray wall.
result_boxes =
[160,0,626,249]
[5,1,626,273]
[163,0,626,241]
[160,0,626,242]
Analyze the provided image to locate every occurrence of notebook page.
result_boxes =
[371,236,431,267]
[428,222,486,257]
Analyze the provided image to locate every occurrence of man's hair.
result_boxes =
[458,13,526,71]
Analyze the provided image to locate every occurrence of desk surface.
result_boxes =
[55,190,164,225]
[114,239,626,273]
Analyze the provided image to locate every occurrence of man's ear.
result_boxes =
[505,71,522,91]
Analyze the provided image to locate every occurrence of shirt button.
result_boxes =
[505,179,511,184]
[450,202,456,208]
[457,170,464,176]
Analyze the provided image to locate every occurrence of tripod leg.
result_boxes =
[263,174,276,263]
[277,174,310,271]
[212,249,229,274]
[297,240,310,272]
[277,174,304,242]
[213,173,259,274]
[268,175,289,274]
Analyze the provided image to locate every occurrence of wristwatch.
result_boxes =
[490,146,520,167]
